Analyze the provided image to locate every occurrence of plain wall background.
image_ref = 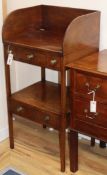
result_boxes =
[1,0,107,141]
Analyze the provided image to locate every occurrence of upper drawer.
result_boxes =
[8,45,61,70]
[75,72,107,101]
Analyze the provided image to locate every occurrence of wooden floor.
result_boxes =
[0,116,107,175]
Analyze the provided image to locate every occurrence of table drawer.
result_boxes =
[9,100,60,129]
[74,99,107,128]
[9,45,61,70]
[75,72,107,101]
[73,120,107,142]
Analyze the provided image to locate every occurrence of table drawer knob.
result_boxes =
[27,54,34,60]
[94,84,101,91]
[84,109,98,119]
[50,59,57,65]
[94,112,99,116]
[17,106,24,112]
[44,116,50,121]
[85,82,101,92]
[84,109,88,113]
[85,82,90,87]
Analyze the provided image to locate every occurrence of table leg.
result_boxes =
[99,141,106,148]
[91,137,95,147]
[69,130,78,172]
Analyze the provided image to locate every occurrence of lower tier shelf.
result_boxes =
[9,81,70,129]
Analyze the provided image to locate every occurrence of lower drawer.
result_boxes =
[73,120,107,142]
[74,99,107,128]
[9,100,60,129]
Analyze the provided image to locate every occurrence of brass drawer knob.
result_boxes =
[85,82,101,92]
[84,109,99,119]
[44,116,50,121]
[84,109,93,119]
[85,82,90,87]
[94,84,101,92]
[84,109,88,113]
[85,82,90,91]
[50,59,57,65]
[27,54,34,60]
[17,106,24,112]
[94,112,99,116]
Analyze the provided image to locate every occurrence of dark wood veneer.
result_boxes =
[2,5,100,172]
[67,50,107,173]
[9,81,70,115]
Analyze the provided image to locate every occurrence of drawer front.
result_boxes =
[75,72,107,101]
[75,72,101,94]
[74,99,107,128]
[9,45,61,70]
[73,120,107,142]
[11,46,39,64]
[9,100,60,129]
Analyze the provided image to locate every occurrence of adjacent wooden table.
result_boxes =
[2,5,100,172]
[67,50,107,172]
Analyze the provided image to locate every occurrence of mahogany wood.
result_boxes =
[2,5,100,172]
[69,130,78,172]
[41,67,46,128]
[9,81,70,116]
[91,138,95,147]
[41,67,45,81]
[67,50,107,172]
[4,46,14,149]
